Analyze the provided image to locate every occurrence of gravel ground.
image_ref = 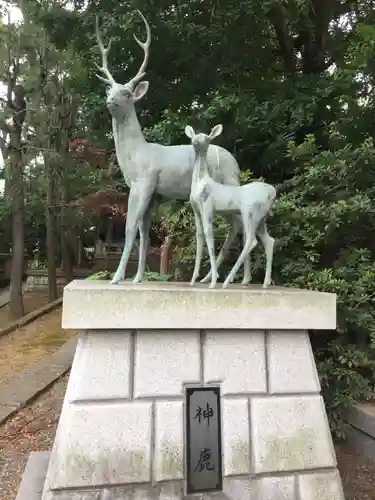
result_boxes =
[0,373,375,500]
[336,442,375,499]
[0,307,77,388]
[0,373,68,500]
[0,293,51,328]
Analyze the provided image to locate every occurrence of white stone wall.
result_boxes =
[26,274,66,291]
[42,329,344,500]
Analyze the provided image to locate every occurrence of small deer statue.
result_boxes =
[95,11,251,285]
[185,124,276,289]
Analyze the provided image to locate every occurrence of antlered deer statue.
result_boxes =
[95,11,249,284]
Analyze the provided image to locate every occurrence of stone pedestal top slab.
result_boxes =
[62,280,336,331]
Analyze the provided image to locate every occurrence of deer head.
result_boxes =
[95,10,151,119]
[185,124,223,153]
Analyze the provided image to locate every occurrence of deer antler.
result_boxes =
[95,15,115,85]
[127,10,151,89]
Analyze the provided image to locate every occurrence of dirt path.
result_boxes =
[0,374,68,500]
[0,373,374,500]
[0,292,51,329]
[0,308,78,388]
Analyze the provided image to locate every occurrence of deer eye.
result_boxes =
[121,89,132,98]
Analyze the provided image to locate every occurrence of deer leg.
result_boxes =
[111,183,154,285]
[223,215,257,289]
[201,210,218,289]
[241,219,252,285]
[256,219,275,289]
[200,214,241,283]
[133,198,155,283]
[190,205,205,286]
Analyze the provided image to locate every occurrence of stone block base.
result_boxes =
[346,402,375,463]
[16,451,50,500]
[41,473,344,500]
[41,331,344,499]
[40,281,343,499]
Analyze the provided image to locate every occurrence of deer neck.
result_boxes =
[112,106,146,180]
[192,151,209,187]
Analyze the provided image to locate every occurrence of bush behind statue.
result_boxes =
[87,270,172,281]
[151,123,375,439]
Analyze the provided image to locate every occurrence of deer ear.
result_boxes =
[210,124,223,140]
[133,81,149,102]
[185,125,195,139]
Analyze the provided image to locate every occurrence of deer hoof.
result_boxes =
[241,278,251,285]
[111,271,123,284]
[222,280,229,289]
[209,282,217,289]
[201,272,219,283]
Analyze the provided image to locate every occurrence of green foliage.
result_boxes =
[87,270,172,281]
[137,271,172,281]
[150,67,375,437]
[271,132,375,348]
[316,341,375,439]
[86,270,113,280]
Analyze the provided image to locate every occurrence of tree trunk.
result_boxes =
[61,240,74,283]
[269,0,338,76]
[46,155,57,301]
[60,203,74,284]
[3,4,27,318]
[9,129,24,319]
[3,157,11,200]
[57,119,78,283]
[60,184,75,284]
[58,127,74,284]
[105,217,113,270]
[160,235,173,275]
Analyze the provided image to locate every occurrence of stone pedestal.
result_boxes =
[42,281,344,500]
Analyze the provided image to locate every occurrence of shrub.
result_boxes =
[316,341,375,439]
[87,270,173,281]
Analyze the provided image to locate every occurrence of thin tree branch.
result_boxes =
[6,8,13,106]
[268,3,297,73]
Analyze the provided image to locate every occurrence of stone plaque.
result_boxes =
[186,387,223,494]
